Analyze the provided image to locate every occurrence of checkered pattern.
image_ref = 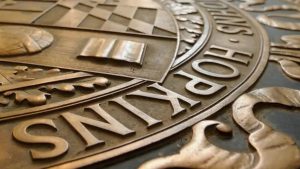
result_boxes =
[37,0,177,36]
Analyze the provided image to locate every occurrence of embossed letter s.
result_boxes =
[13,119,69,160]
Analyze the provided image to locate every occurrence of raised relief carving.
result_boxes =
[140,87,300,169]
[31,0,177,36]
[270,35,300,80]
[62,104,135,148]
[43,77,110,93]
[0,26,53,56]
[0,0,178,82]
[128,83,200,117]
[204,45,253,65]
[240,0,300,30]
[175,70,225,95]
[110,97,162,128]
[80,38,116,59]
[0,0,272,168]
[79,38,146,65]
[4,90,50,106]
[0,65,110,106]
[13,119,69,160]
[163,0,204,64]
[111,40,146,64]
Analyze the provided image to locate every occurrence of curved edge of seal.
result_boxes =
[49,1,270,168]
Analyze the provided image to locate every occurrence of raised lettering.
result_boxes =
[204,45,253,65]
[214,16,250,27]
[128,83,200,116]
[209,9,240,17]
[13,119,69,160]
[217,25,253,35]
[110,97,162,128]
[175,70,225,95]
[62,104,134,148]
[192,59,240,78]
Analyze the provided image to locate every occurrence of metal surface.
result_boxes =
[0,26,53,56]
[0,0,299,169]
[140,87,300,169]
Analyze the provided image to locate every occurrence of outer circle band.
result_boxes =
[50,1,270,168]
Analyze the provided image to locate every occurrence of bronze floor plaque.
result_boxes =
[0,0,299,169]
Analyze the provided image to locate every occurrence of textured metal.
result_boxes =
[139,0,300,169]
[0,0,299,169]
[140,88,300,169]
[270,35,300,80]
[0,26,53,56]
[79,38,146,64]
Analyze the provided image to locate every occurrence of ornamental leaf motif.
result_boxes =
[178,41,192,56]
[0,66,62,85]
[166,2,197,15]
[0,65,110,107]
[178,21,202,34]
[163,0,203,58]
[42,77,111,93]
[180,29,198,44]
[4,90,50,106]
[176,15,204,25]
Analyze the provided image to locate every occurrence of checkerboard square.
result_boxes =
[128,19,154,34]
[74,3,93,13]
[113,6,137,18]
[101,20,128,32]
[90,7,112,20]
[109,13,130,26]
[154,10,177,34]
[133,8,157,24]
[97,4,116,11]
[57,1,79,8]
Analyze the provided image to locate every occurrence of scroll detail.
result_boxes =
[239,1,300,80]
[139,87,300,169]
[240,0,300,31]
[270,35,300,80]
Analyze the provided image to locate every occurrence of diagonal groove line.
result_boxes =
[0,72,93,92]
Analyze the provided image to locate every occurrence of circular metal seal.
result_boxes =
[0,0,269,168]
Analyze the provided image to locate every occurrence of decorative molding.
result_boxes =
[240,0,300,30]
[270,35,300,80]
[0,65,110,106]
[140,87,300,169]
